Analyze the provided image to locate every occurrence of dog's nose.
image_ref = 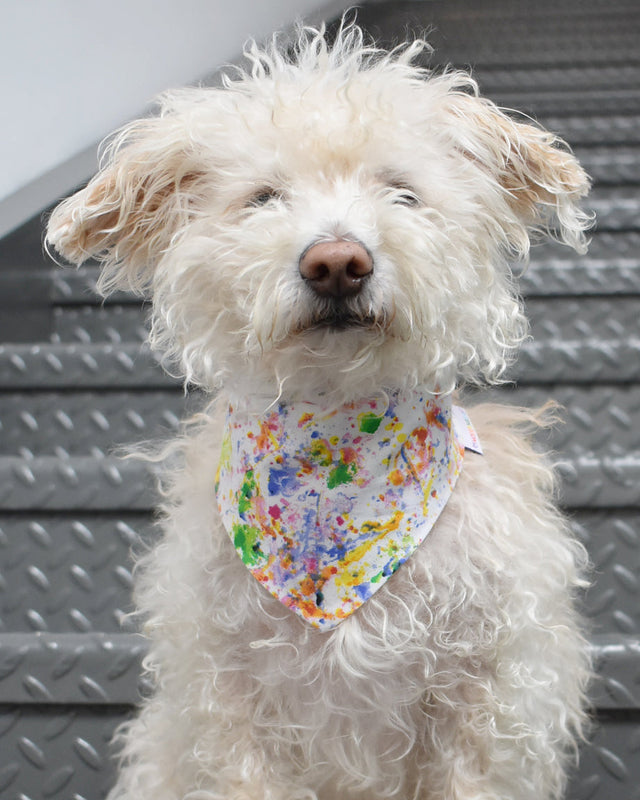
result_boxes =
[299,241,373,298]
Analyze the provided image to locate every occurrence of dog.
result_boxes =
[47,20,592,800]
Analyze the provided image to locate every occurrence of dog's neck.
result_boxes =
[226,384,441,417]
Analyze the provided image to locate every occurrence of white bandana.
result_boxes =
[215,390,481,630]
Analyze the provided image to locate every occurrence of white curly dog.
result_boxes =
[48,20,592,800]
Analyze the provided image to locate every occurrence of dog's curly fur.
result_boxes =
[47,19,592,800]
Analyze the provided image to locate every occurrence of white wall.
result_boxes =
[0,0,349,236]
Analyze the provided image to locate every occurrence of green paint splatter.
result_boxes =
[309,440,333,466]
[232,522,264,566]
[327,461,356,489]
[238,469,257,516]
[359,412,383,434]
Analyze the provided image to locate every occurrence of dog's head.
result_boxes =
[47,21,590,402]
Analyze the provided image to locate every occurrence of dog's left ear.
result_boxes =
[443,91,592,253]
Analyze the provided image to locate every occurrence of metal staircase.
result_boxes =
[1,1,640,796]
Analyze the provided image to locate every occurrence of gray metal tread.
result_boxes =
[575,511,640,639]
[0,508,636,638]
[0,385,637,457]
[569,714,640,800]
[0,633,149,705]
[474,384,640,456]
[46,233,640,306]
[483,89,640,118]
[0,451,638,511]
[1,336,638,388]
[0,706,637,800]
[362,0,640,66]
[540,115,640,146]
[526,296,640,343]
[36,297,640,374]
[0,343,176,389]
[0,514,152,635]
[573,147,640,186]
[0,706,123,799]
[51,260,640,310]
[476,64,640,96]
[0,390,189,456]
[0,456,157,511]
[587,186,640,231]
[514,338,640,384]
[0,631,635,709]
[52,305,148,344]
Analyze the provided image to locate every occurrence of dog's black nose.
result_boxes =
[299,241,373,298]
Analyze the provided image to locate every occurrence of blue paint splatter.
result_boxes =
[268,465,301,497]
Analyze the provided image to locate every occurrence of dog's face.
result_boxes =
[47,25,590,402]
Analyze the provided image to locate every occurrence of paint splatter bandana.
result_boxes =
[216,390,482,630]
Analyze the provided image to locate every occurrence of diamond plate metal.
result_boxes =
[574,147,640,186]
[568,711,640,800]
[0,343,177,389]
[521,243,640,298]
[571,511,640,638]
[0,451,638,511]
[50,244,640,310]
[361,0,640,68]
[526,297,640,344]
[540,115,640,147]
[1,385,637,459]
[0,391,192,455]
[0,633,149,704]
[590,635,640,709]
[1,336,638,392]
[51,305,149,344]
[0,456,158,511]
[0,514,154,633]
[0,632,637,710]
[477,65,640,96]
[475,385,640,456]
[587,187,640,232]
[0,706,125,798]
[485,88,640,117]
[52,265,141,306]
[513,338,640,384]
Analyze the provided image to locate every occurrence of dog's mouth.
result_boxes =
[309,310,379,331]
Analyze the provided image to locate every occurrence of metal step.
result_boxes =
[0,513,153,635]
[574,147,640,186]
[540,115,640,147]
[588,186,640,231]
[0,449,638,511]
[0,385,637,458]
[0,631,636,709]
[0,343,175,389]
[0,391,190,456]
[2,331,638,390]
[51,305,149,344]
[1,507,636,638]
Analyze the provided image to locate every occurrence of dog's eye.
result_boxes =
[247,187,282,207]
[392,189,421,208]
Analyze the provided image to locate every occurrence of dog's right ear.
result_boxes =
[46,114,206,294]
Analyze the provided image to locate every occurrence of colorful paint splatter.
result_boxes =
[216,391,481,630]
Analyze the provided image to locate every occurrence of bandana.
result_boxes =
[215,390,481,630]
